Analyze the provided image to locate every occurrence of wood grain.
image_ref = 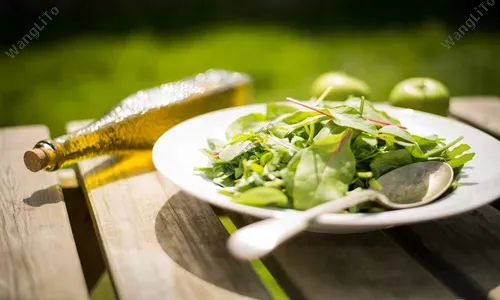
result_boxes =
[387,206,500,300]
[228,213,455,300]
[0,126,88,300]
[67,121,271,300]
[450,96,500,138]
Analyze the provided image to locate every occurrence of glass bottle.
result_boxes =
[24,69,252,172]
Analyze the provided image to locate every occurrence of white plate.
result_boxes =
[153,103,500,233]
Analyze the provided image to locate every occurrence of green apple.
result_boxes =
[311,72,371,101]
[388,77,450,116]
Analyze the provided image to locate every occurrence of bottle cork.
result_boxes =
[24,148,49,172]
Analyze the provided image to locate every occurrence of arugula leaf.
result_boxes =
[213,172,235,187]
[194,166,224,179]
[226,113,267,140]
[424,136,463,158]
[352,133,379,161]
[219,141,253,162]
[207,138,225,151]
[328,105,378,135]
[291,135,308,148]
[266,134,300,152]
[413,135,444,146]
[369,149,413,178]
[447,153,475,168]
[446,144,471,159]
[200,148,220,162]
[228,132,255,144]
[411,135,444,153]
[293,130,356,209]
[282,149,304,198]
[378,125,426,157]
[259,152,273,166]
[232,186,288,206]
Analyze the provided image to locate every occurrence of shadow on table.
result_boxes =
[23,185,62,207]
[154,191,270,299]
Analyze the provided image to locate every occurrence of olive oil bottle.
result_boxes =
[24,69,252,172]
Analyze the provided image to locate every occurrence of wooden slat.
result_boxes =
[228,213,455,300]
[386,206,500,300]
[450,96,500,138]
[0,126,88,300]
[395,94,500,298]
[63,186,106,291]
[67,121,271,300]
[56,165,106,291]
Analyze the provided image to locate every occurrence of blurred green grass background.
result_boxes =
[1,24,499,300]
[1,25,499,136]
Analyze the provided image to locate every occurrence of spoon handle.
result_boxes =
[227,190,386,260]
[300,190,388,219]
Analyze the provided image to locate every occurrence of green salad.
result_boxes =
[195,96,474,213]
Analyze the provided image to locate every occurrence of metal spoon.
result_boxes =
[227,161,454,260]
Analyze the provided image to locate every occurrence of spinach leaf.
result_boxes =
[275,111,318,124]
[282,114,328,135]
[267,111,325,138]
[266,102,299,120]
[293,130,356,209]
[378,125,415,144]
[345,97,400,124]
[226,113,267,140]
[313,121,345,141]
[232,186,288,206]
[328,105,378,135]
[369,149,413,178]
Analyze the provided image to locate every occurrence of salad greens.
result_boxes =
[195,96,475,213]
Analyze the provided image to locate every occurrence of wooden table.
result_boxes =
[1,97,500,300]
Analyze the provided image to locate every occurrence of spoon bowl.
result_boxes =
[377,161,454,209]
[227,161,454,260]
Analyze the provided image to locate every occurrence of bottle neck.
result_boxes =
[31,140,60,171]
